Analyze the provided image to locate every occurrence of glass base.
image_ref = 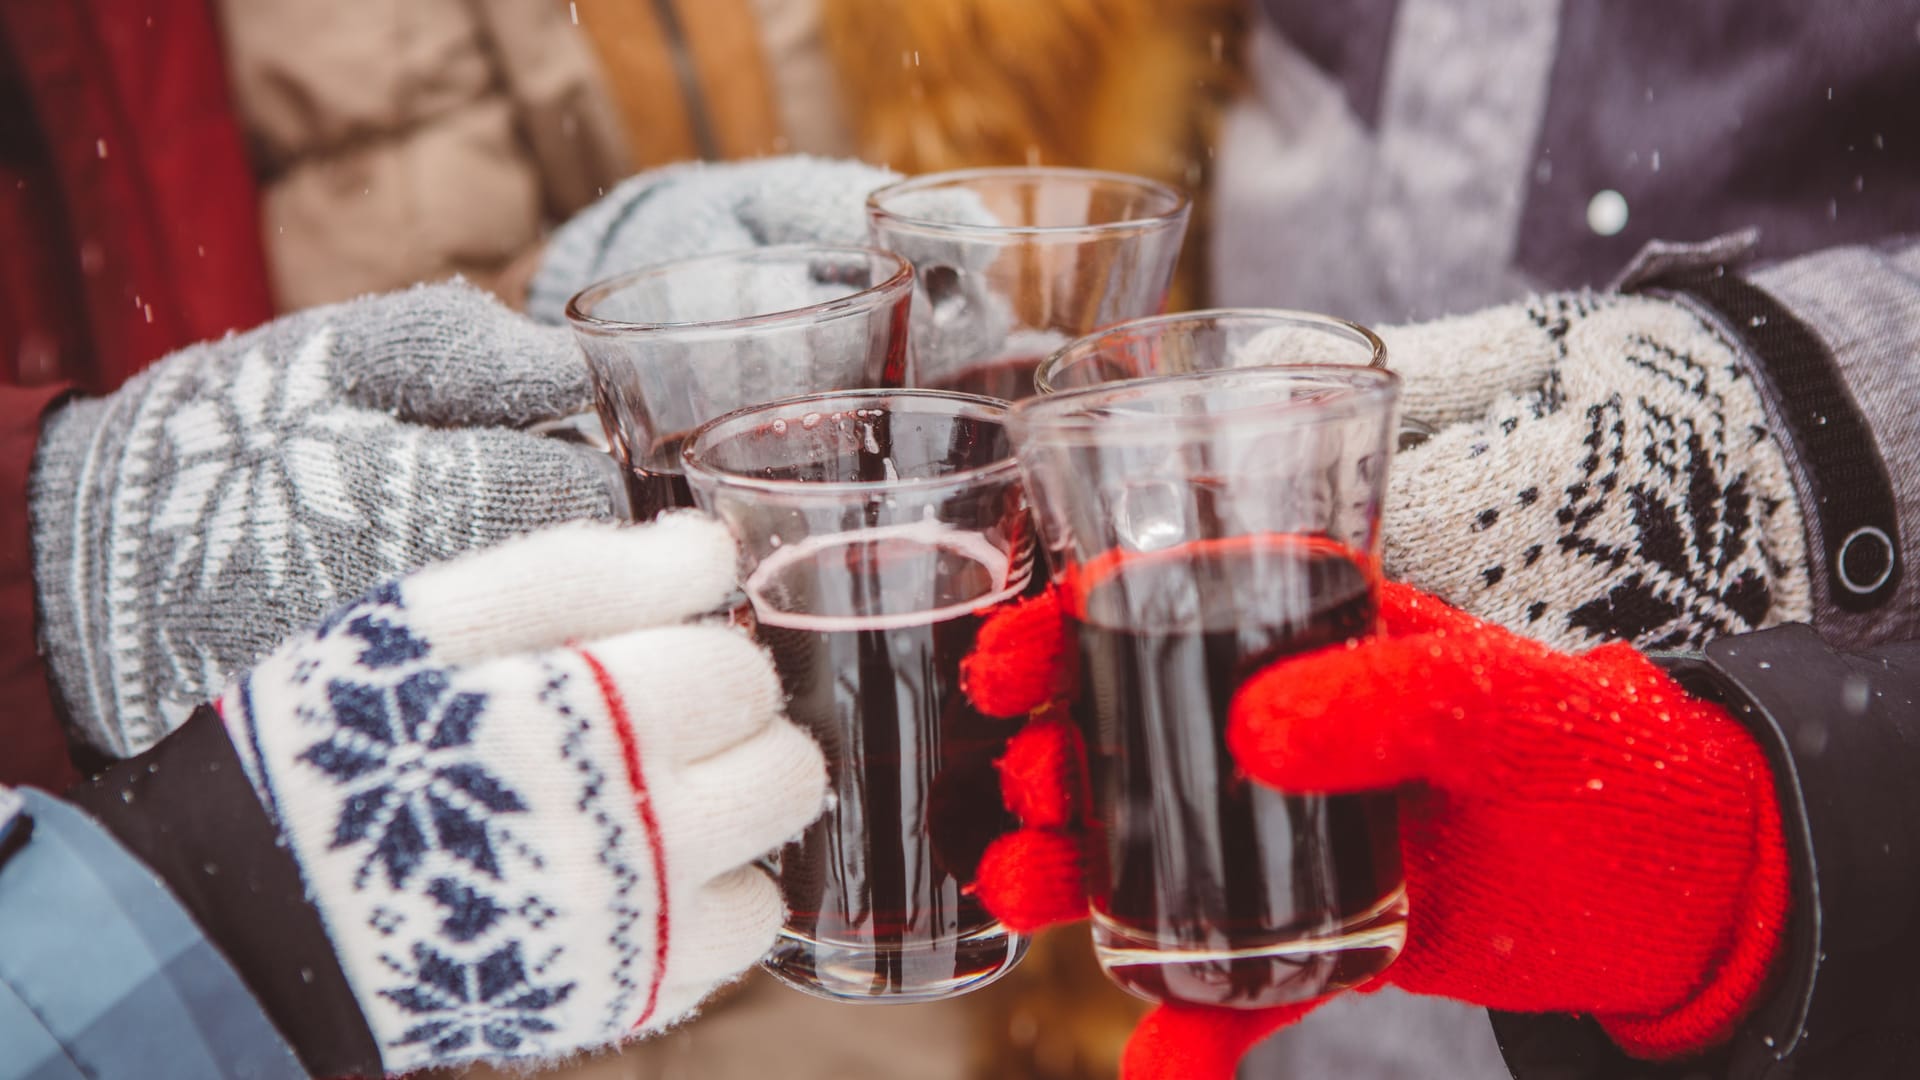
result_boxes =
[1092,886,1409,1009]
[762,923,1027,1004]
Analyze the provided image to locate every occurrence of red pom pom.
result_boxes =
[961,589,1073,718]
[998,717,1085,828]
[971,828,1087,932]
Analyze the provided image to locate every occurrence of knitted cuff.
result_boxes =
[27,396,123,756]
[1597,761,1791,1057]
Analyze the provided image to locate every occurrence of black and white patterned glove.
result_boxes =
[1274,293,1813,650]
[31,283,621,757]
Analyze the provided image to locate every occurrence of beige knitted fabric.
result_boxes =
[1382,292,1811,650]
[1248,292,1812,651]
[223,516,825,1072]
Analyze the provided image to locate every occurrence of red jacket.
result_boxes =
[0,0,272,788]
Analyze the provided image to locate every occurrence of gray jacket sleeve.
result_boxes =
[1629,236,1920,649]
[1745,239,1920,646]
[0,786,305,1080]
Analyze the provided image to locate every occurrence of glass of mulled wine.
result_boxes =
[566,245,912,520]
[682,388,1035,1003]
[1009,365,1408,1010]
[866,167,1189,401]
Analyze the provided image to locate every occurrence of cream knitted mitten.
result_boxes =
[223,515,825,1072]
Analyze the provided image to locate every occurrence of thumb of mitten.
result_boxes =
[329,282,591,429]
[1371,299,1568,428]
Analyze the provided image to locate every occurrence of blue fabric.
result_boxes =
[0,789,306,1080]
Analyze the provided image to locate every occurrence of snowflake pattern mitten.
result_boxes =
[1251,293,1813,650]
[219,515,826,1072]
[31,282,624,758]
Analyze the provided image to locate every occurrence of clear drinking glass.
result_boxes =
[867,167,1189,400]
[566,245,912,519]
[1036,308,1433,450]
[1035,309,1386,393]
[1008,366,1408,1010]
[682,389,1035,1003]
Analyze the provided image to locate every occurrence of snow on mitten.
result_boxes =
[221,516,826,1073]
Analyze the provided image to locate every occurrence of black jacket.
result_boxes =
[1494,625,1920,1078]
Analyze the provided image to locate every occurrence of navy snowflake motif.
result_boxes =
[299,668,528,889]
[314,580,430,669]
[383,942,574,1057]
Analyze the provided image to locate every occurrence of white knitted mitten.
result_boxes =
[221,515,825,1072]
[1262,292,1812,650]
[32,282,625,758]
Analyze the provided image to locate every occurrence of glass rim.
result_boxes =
[563,243,913,336]
[1011,363,1402,443]
[1034,308,1388,395]
[681,387,1021,497]
[865,166,1192,241]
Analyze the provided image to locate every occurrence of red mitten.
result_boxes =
[960,587,1090,930]
[1232,582,1790,1057]
[962,581,1791,1078]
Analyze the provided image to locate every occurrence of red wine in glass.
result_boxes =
[751,523,1027,1001]
[927,354,1044,401]
[1068,536,1407,1009]
[621,431,695,520]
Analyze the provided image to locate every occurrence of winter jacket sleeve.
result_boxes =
[0,385,79,792]
[1490,622,1920,1079]
[0,784,305,1080]
[1621,235,1920,650]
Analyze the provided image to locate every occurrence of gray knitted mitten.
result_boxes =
[32,282,619,757]
[527,156,901,324]
[1254,292,1812,650]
